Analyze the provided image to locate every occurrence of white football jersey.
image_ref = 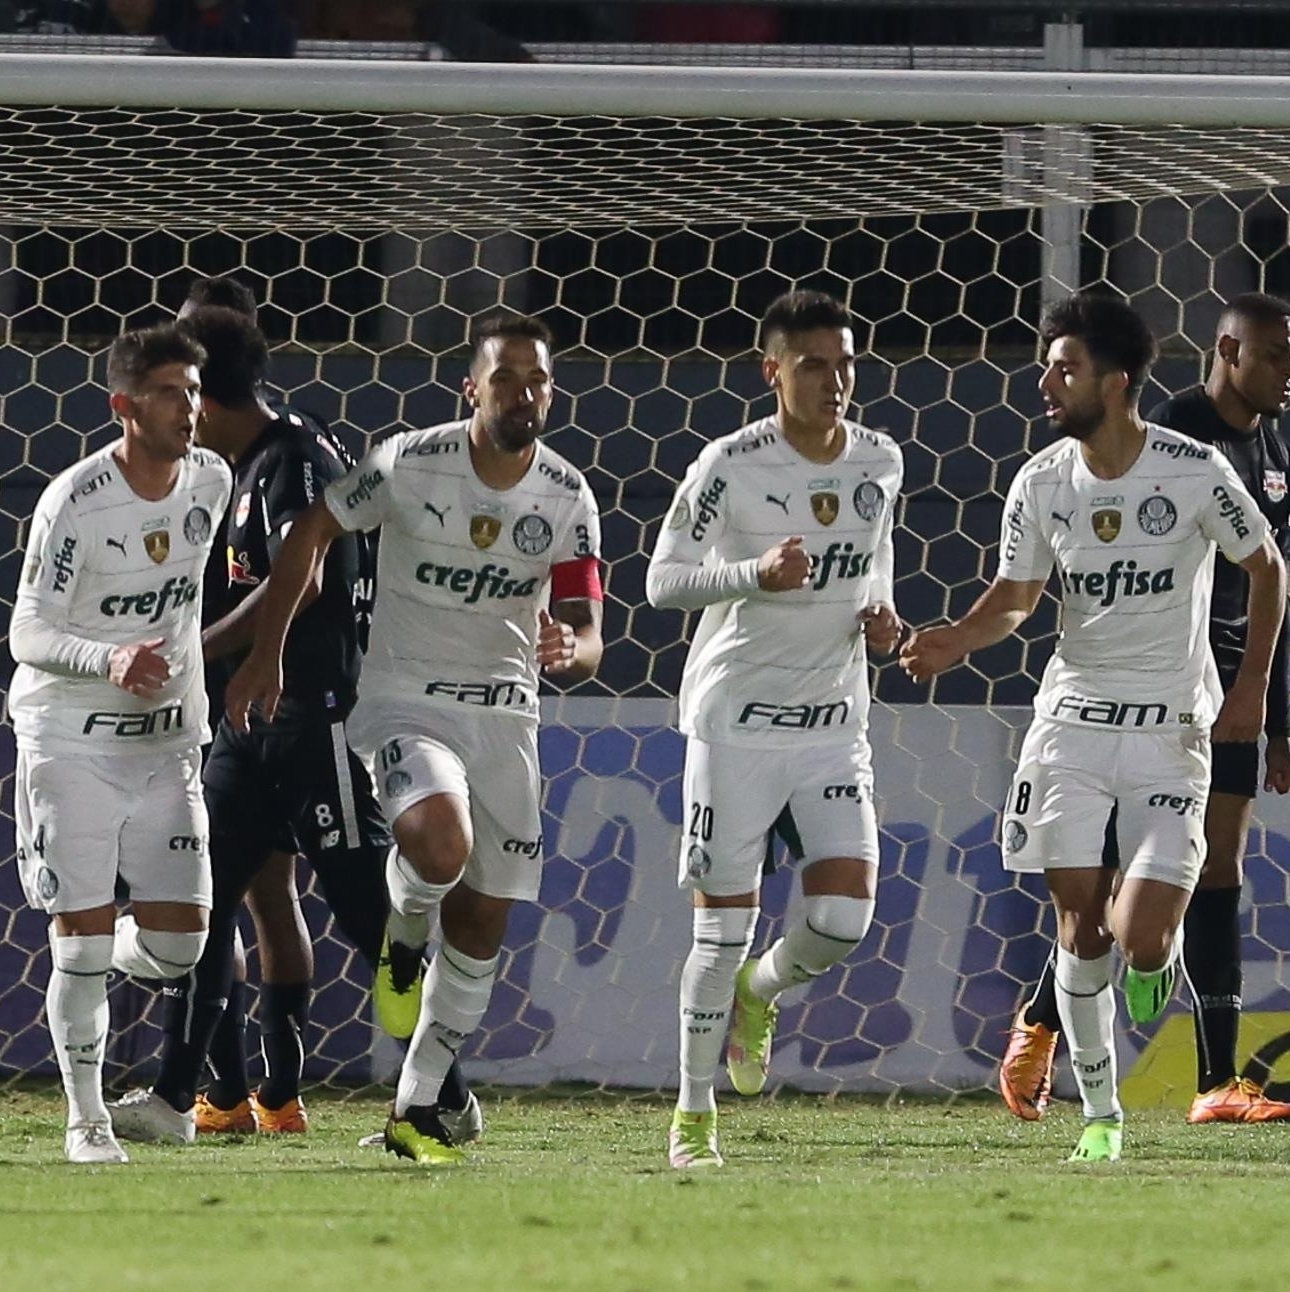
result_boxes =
[9,442,232,753]
[652,415,903,748]
[998,423,1269,731]
[324,420,601,723]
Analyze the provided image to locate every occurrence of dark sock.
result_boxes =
[153,908,238,1113]
[257,982,310,1110]
[1023,944,1062,1032]
[1184,886,1243,1093]
[437,1059,469,1112]
[204,979,251,1109]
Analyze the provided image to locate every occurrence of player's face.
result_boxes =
[465,336,554,453]
[765,327,856,434]
[1039,335,1116,441]
[117,362,203,462]
[1229,316,1290,417]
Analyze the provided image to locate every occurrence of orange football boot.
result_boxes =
[1188,1077,1290,1124]
[1000,1009,1059,1121]
[194,1093,256,1135]
[250,1091,309,1134]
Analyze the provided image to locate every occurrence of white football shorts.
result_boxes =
[15,745,211,914]
[362,702,544,903]
[1000,715,1211,891]
[679,735,880,897]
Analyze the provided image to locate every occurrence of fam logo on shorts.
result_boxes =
[513,513,553,555]
[686,843,711,879]
[853,480,885,523]
[385,770,413,798]
[1137,494,1177,537]
[1002,819,1028,854]
[470,507,503,550]
[184,506,211,545]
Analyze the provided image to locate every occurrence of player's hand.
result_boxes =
[758,536,810,592]
[107,637,170,698]
[1265,734,1290,794]
[899,624,966,684]
[224,647,283,731]
[861,604,904,656]
[536,607,576,674]
[1212,677,1265,745]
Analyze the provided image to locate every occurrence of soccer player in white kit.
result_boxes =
[901,292,1286,1162]
[8,324,232,1163]
[225,313,604,1166]
[648,291,904,1168]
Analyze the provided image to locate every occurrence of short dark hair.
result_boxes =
[469,312,554,367]
[1219,291,1290,334]
[107,324,206,394]
[1039,290,1158,397]
[760,290,853,354]
[183,275,258,321]
[177,307,269,408]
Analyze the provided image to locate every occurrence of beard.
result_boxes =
[1050,397,1105,441]
[486,408,543,453]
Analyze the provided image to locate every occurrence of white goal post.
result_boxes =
[4,52,1290,1105]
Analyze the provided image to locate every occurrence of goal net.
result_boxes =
[4,54,1290,1108]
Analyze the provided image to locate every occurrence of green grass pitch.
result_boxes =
[2,1087,1289,1292]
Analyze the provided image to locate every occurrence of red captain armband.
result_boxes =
[551,556,603,603]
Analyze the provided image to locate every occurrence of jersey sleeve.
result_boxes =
[263,439,344,563]
[995,466,1054,583]
[551,475,602,565]
[10,486,112,678]
[866,450,904,610]
[323,434,401,534]
[1200,453,1270,564]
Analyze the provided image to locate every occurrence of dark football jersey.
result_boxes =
[217,406,372,707]
[1148,386,1290,735]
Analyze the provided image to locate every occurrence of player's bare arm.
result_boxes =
[1212,535,1286,743]
[201,551,324,662]
[225,496,343,728]
[900,576,1046,683]
[539,598,604,681]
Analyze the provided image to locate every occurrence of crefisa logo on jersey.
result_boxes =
[513,513,553,555]
[1265,469,1287,503]
[853,480,885,523]
[1137,493,1177,536]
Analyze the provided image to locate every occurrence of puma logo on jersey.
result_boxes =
[1051,510,1073,530]
[424,501,450,525]
[106,536,128,557]
[766,493,790,514]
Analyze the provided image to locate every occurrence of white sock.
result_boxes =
[385,848,457,947]
[677,907,757,1114]
[749,895,875,1002]
[111,915,206,979]
[1055,946,1121,1122]
[395,941,497,1115]
[47,931,113,1127]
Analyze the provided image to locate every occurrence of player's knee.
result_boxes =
[48,930,114,977]
[803,894,875,951]
[131,928,209,978]
[397,832,469,886]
